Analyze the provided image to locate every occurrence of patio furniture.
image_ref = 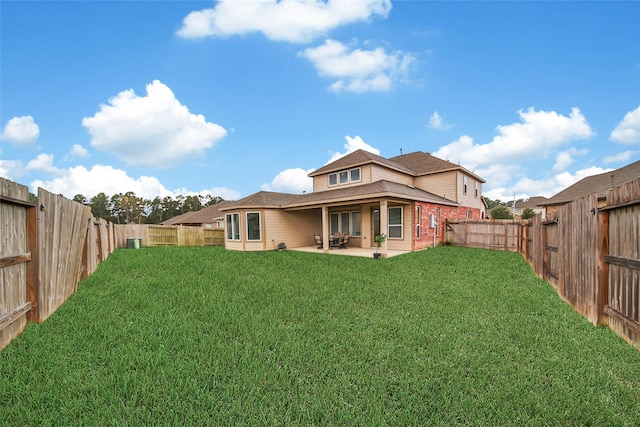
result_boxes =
[339,233,350,249]
[330,232,341,249]
[313,233,323,249]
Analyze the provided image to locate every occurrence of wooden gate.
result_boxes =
[603,179,640,347]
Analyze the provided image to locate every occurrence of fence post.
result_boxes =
[26,203,39,323]
[596,207,610,325]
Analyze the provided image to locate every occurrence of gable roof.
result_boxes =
[160,201,233,225]
[515,196,548,209]
[389,151,486,183]
[221,180,459,211]
[540,160,640,206]
[309,149,485,183]
[308,149,415,177]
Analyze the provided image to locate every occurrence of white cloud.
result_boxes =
[261,168,314,194]
[177,0,391,43]
[427,111,452,130]
[1,116,40,146]
[31,164,176,200]
[485,165,611,201]
[434,107,593,170]
[328,135,380,162]
[29,164,240,201]
[69,144,89,158]
[82,80,227,168]
[610,105,640,144]
[603,150,637,164]
[0,160,25,180]
[26,153,63,175]
[300,39,416,93]
[552,148,588,172]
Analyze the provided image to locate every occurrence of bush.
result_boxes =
[521,208,537,219]
[490,205,513,219]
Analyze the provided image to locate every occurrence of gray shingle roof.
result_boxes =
[515,196,548,209]
[221,180,459,211]
[540,160,640,206]
[160,201,233,225]
[308,149,485,183]
[309,149,415,177]
[389,151,485,182]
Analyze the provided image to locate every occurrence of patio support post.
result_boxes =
[322,205,330,253]
[380,200,388,258]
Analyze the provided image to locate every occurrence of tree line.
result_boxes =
[70,192,225,224]
[484,197,537,220]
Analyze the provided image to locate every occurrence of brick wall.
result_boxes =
[413,202,482,250]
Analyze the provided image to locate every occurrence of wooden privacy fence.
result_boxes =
[114,224,224,248]
[446,176,640,350]
[1,177,226,350]
[1,178,117,350]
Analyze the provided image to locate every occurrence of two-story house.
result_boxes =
[219,149,486,257]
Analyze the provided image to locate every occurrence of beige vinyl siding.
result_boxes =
[313,164,375,192]
[457,172,485,211]
[386,203,413,252]
[264,209,321,248]
[225,209,320,251]
[414,171,457,201]
[371,165,413,185]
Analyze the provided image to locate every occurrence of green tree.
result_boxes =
[204,194,224,206]
[146,196,165,224]
[490,205,513,219]
[90,192,114,221]
[183,195,203,213]
[521,208,537,220]
[73,194,88,205]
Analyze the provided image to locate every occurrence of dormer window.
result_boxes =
[329,167,361,187]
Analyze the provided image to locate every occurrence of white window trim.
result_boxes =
[328,167,362,187]
[246,211,262,241]
[388,206,403,239]
[226,212,241,241]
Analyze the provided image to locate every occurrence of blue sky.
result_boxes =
[2,0,639,203]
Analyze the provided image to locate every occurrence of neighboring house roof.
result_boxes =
[161,201,233,225]
[221,180,460,211]
[389,151,486,183]
[539,160,640,206]
[515,196,548,209]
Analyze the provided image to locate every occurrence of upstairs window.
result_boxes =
[328,167,362,187]
[463,175,468,195]
[475,181,479,197]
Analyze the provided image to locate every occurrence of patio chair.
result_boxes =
[313,233,323,249]
[330,232,341,249]
[339,233,350,249]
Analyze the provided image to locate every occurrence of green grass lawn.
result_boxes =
[2,246,639,425]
